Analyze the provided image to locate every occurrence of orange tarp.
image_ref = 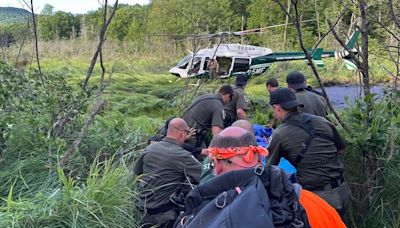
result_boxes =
[300,189,346,228]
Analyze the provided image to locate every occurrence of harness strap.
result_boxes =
[297,156,339,168]
[294,134,314,166]
[285,114,334,166]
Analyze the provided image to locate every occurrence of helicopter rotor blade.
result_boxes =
[145,19,316,40]
[231,19,317,36]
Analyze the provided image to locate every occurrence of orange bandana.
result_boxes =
[208,145,269,163]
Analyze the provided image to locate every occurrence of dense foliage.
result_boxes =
[0,1,397,49]
[0,61,165,227]
[341,90,400,227]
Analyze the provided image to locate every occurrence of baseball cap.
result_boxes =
[269,88,300,109]
[286,71,306,90]
[235,73,248,86]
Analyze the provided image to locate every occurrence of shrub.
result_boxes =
[341,88,400,227]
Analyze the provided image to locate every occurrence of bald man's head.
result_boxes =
[232,119,253,133]
[209,126,265,176]
[166,118,188,145]
[209,126,256,148]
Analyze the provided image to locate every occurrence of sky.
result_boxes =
[0,0,150,14]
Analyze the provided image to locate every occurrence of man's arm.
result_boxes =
[211,125,223,135]
[133,153,145,175]
[236,92,250,120]
[329,123,346,154]
[177,151,202,183]
[236,108,246,119]
[211,105,225,135]
[267,132,282,165]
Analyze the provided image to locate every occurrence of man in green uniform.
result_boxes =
[265,78,279,128]
[267,88,350,216]
[183,85,234,148]
[224,74,251,127]
[286,71,328,117]
[134,118,202,227]
[266,78,279,94]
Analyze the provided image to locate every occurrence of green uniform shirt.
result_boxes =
[183,93,225,130]
[267,111,345,190]
[224,86,251,121]
[296,90,327,117]
[134,137,202,209]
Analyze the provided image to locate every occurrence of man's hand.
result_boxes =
[201,148,209,156]
[185,127,197,140]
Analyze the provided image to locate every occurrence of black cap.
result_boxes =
[269,88,300,109]
[286,71,306,90]
[235,73,248,87]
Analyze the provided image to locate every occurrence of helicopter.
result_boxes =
[169,29,360,79]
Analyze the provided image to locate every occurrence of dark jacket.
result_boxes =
[224,85,251,121]
[267,111,346,190]
[295,89,328,117]
[134,137,202,210]
[179,166,310,228]
[182,93,225,130]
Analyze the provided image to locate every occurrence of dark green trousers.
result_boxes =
[312,181,351,217]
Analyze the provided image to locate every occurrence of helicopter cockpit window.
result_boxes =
[189,57,202,74]
[177,55,192,69]
[232,58,250,73]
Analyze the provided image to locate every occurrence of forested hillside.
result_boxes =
[0,7,29,24]
[0,1,399,227]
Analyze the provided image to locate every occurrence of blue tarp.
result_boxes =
[253,124,297,175]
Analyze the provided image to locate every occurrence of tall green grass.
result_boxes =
[341,89,400,227]
[0,157,139,228]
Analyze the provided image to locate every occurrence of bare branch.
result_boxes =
[274,0,351,132]
[387,0,400,30]
[15,19,32,66]
[311,11,344,55]
[22,0,45,84]
[82,0,119,90]
[366,13,400,42]
[60,0,118,167]
[60,97,105,167]
[328,20,362,67]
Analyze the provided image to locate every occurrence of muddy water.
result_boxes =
[316,85,385,108]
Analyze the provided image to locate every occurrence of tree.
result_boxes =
[108,4,148,41]
[147,0,236,35]
[41,3,54,15]
[38,11,80,40]
[246,0,286,46]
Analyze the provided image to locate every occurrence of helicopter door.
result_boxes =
[232,58,250,74]
[216,57,233,78]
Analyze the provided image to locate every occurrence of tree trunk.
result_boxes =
[283,0,291,49]
[314,0,321,40]
[359,0,370,96]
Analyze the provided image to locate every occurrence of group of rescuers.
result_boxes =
[134,71,351,228]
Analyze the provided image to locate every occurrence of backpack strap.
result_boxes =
[285,114,334,166]
[258,165,309,228]
[185,168,260,213]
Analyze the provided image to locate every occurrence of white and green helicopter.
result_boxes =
[169,30,360,79]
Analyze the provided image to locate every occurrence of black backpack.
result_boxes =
[175,165,310,228]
